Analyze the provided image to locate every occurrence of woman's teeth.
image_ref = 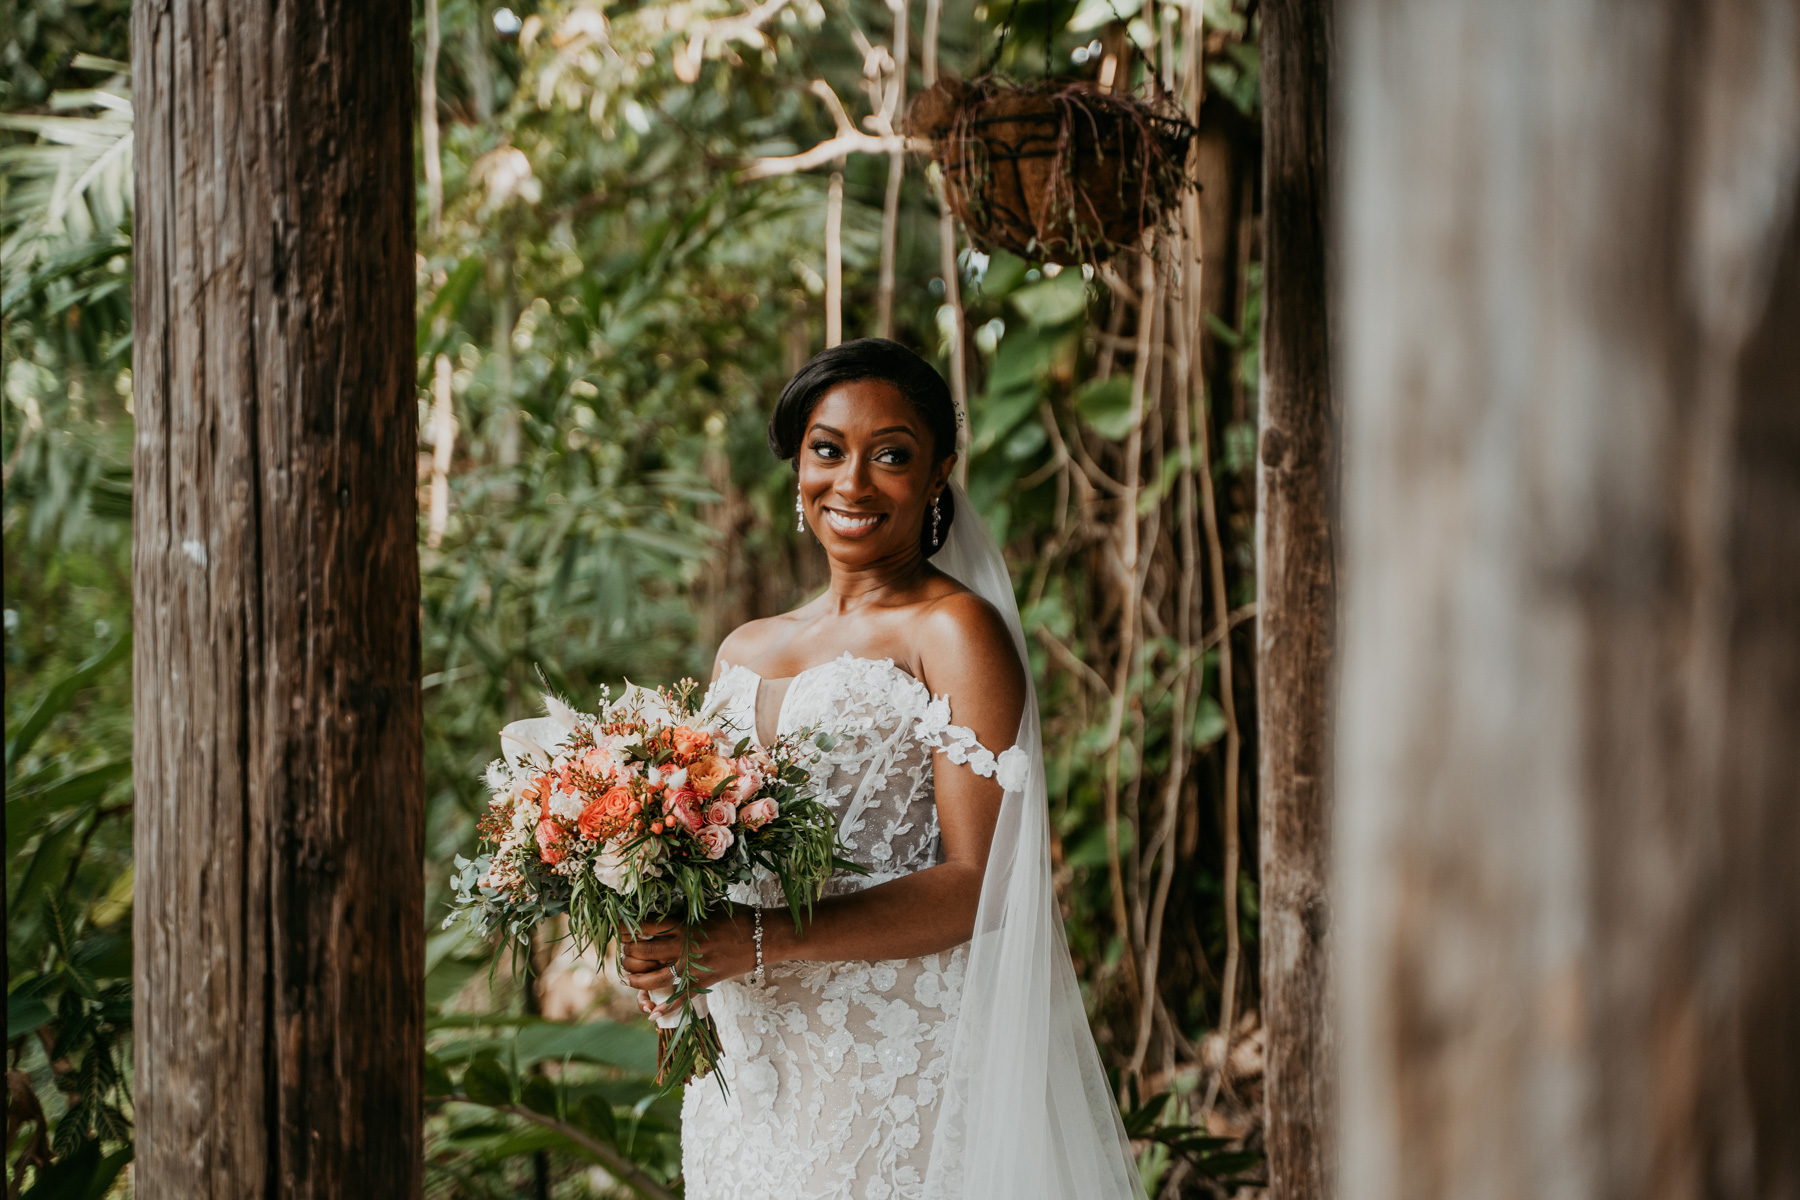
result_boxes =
[824,509,883,535]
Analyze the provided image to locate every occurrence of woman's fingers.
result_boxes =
[620,928,683,962]
[619,953,667,974]
[619,938,673,961]
[622,965,676,991]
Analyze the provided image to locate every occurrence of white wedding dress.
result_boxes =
[680,481,1144,1200]
[682,653,1024,1200]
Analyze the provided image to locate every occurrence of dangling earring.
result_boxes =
[931,496,942,548]
[796,493,805,532]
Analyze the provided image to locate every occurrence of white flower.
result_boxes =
[593,841,636,894]
[996,746,1030,791]
[484,759,511,792]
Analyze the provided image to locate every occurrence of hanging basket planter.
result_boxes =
[907,75,1196,266]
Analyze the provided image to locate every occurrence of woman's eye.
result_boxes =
[809,441,842,459]
[875,448,912,465]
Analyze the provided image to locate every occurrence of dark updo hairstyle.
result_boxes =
[767,337,959,558]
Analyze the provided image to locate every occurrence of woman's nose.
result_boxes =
[834,454,876,498]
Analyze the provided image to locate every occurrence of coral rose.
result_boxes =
[696,823,735,860]
[740,797,779,830]
[578,785,637,840]
[536,817,565,865]
[704,799,737,828]
[687,755,732,795]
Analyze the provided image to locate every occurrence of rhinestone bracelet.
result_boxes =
[752,907,766,986]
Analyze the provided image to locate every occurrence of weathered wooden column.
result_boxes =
[131,1,422,1195]
[1337,0,1800,1196]
[1257,1,1337,1197]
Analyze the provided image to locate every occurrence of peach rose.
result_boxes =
[696,823,735,860]
[671,725,712,759]
[704,799,737,828]
[687,755,732,795]
[739,797,779,831]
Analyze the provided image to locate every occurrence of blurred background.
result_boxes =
[4,0,1269,1195]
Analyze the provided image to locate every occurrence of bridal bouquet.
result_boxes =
[447,678,845,1087]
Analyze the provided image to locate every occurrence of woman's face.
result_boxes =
[796,380,955,569]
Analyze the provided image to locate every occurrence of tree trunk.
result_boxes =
[1336,1,1800,1197]
[130,1,423,1195]
[1256,0,1336,1196]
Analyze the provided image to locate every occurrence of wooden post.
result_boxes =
[1256,0,1336,1195]
[1337,0,1800,1196]
[130,0,423,1195]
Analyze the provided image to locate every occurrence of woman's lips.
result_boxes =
[821,507,887,538]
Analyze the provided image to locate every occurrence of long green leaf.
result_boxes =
[5,634,131,775]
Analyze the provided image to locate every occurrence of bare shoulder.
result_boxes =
[915,588,1026,701]
[712,615,787,681]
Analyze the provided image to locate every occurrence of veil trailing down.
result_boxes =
[920,480,1145,1200]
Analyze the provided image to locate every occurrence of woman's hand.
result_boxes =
[619,908,758,1002]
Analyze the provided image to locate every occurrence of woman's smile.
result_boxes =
[821,506,887,538]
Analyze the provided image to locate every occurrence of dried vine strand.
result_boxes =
[1101,236,1158,1071]
[1197,254,1244,1132]
[921,0,970,471]
[1130,224,1204,1087]
[875,0,909,338]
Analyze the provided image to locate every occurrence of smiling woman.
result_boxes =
[768,338,960,559]
[616,339,1145,1200]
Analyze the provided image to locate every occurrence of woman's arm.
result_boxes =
[622,593,1026,995]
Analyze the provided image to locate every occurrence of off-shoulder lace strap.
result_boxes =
[913,694,1032,792]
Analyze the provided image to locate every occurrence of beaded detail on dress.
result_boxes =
[680,654,1021,1200]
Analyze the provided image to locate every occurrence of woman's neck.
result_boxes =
[820,552,932,614]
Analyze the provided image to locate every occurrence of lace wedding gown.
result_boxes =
[681,653,1027,1200]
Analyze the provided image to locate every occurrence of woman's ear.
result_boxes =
[933,454,958,496]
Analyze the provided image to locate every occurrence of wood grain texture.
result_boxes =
[130,0,422,1195]
[1257,1,1337,1197]
[1336,0,1800,1196]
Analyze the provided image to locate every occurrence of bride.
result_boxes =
[620,339,1144,1200]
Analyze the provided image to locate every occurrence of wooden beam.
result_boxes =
[130,0,423,1194]
[1257,0,1337,1196]
[1336,0,1800,1194]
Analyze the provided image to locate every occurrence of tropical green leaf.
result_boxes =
[460,1051,514,1107]
[1074,374,1138,440]
[1008,271,1088,328]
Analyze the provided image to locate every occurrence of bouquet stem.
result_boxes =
[647,986,723,1089]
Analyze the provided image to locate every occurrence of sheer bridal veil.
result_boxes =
[924,480,1146,1200]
